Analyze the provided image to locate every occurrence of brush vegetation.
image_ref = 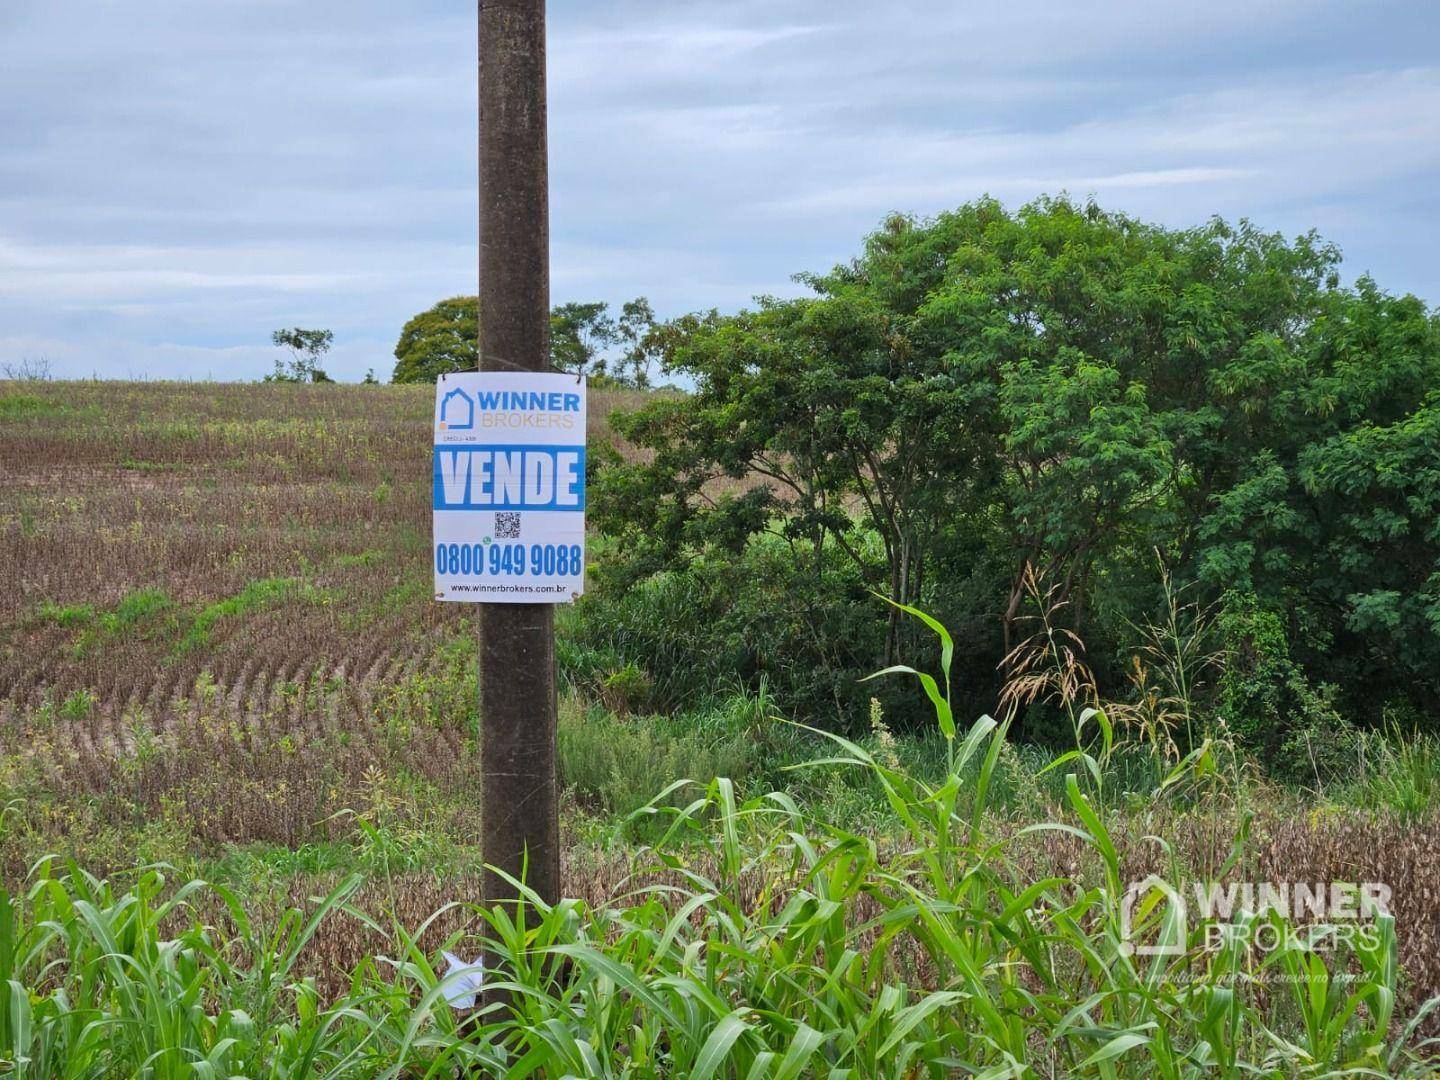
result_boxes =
[3,621,1439,1075]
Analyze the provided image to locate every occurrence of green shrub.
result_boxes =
[1216,592,1293,749]
[556,695,757,827]
[1216,591,1358,781]
[572,535,890,727]
[598,662,653,716]
[1276,711,1363,788]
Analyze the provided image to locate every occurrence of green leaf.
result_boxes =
[690,1010,753,1080]
[1078,1031,1151,1067]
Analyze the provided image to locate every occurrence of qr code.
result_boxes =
[494,511,522,539]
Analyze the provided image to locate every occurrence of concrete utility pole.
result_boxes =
[477,0,559,912]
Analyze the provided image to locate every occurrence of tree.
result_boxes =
[591,197,1440,731]
[550,301,616,375]
[548,298,658,385]
[593,288,987,664]
[392,296,478,383]
[392,295,656,385]
[267,328,333,383]
[1293,401,1440,704]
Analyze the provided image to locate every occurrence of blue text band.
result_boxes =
[432,445,586,511]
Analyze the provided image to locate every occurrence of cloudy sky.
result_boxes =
[2,1,1437,381]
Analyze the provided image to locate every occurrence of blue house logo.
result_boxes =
[439,387,474,430]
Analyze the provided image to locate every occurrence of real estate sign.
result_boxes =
[432,371,586,603]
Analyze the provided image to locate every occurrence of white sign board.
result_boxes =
[432,371,586,603]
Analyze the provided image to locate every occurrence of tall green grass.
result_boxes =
[1342,727,1440,822]
[3,608,1437,1076]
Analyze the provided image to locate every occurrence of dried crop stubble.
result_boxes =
[0,381,639,857]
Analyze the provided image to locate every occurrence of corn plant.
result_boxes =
[453,605,1439,1077]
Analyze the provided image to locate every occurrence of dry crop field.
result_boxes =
[0,380,638,874]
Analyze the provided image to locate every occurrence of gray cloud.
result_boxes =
[0,0,1435,380]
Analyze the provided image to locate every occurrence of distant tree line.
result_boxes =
[390,295,658,388]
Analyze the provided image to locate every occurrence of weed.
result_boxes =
[58,689,95,723]
[39,601,94,628]
[177,577,302,654]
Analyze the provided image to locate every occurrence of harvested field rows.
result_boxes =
[0,380,638,861]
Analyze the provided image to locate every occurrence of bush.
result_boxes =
[1216,591,1358,781]
[597,662,653,716]
[1216,592,1293,751]
[1276,715,1363,787]
[570,534,897,728]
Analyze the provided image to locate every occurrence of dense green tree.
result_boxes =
[392,296,478,383]
[592,197,1440,733]
[593,284,987,663]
